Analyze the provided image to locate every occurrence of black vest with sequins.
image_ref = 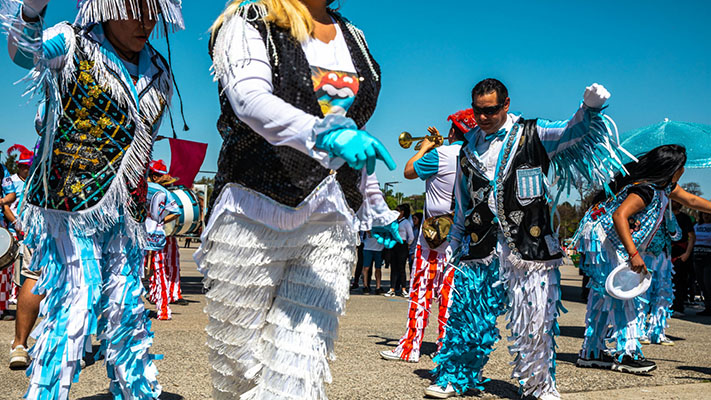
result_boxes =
[459,119,563,262]
[209,13,381,211]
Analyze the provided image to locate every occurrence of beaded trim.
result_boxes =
[494,123,522,256]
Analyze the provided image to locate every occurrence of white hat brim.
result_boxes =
[605,264,652,300]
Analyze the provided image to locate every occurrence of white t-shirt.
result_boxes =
[145,183,179,251]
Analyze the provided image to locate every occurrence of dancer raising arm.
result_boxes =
[195,0,400,399]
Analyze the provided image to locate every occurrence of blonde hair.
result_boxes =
[210,0,314,43]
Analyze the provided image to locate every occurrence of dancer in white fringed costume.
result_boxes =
[196,1,401,398]
[574,145,711,375]
[427,79,627,400]
[1,0,184,398]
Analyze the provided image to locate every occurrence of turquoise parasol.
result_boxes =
[620,119,711,168]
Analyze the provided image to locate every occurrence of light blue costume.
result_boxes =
[1,0,183,398]
[573,183,674,360]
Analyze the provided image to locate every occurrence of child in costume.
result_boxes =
[1,0,183,397]
[143,160,182,320]
[637,209,680,346]
[574,145,711,374]
[195,1,401,398]
[380,109,472,363]
[428,79,626,400]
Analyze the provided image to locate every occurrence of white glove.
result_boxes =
[583,83,610,109]
[22,0,49,20]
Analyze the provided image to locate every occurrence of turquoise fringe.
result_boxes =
[431,259,508,393]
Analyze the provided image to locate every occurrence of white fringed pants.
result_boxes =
[199,211,357,400]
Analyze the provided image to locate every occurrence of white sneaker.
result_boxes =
[538,393,561,400]
[657,335,675,346]
[639,335,651,345]
[383,289,396,297]
[424,383,457,398]
[9,345,31,369]
[380,349,417,362]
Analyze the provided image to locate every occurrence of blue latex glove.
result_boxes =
[371,221,403,249]
[315,128,396,174]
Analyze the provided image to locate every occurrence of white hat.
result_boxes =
[605,264,652,300]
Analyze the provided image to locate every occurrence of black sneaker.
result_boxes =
[576,352,614,369]
[611,355,657,374]
[350,282,359,290]
[374,288,384,295]
[362,286,371,294]
[697,309,711,316]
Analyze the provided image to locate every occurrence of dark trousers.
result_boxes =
[672,244,692,313]
[390,243,409,291]
[693,252,711,310]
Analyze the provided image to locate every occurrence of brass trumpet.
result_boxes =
[398,131,444,150]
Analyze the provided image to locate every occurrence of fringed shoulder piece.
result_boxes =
[75,0,184,34]
[210,0,269,86]
[550,113,636,202]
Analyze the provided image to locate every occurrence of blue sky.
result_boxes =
[1,0,710,202]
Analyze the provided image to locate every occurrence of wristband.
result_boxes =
[628,250,639,260]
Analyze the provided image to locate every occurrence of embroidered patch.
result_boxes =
[509,211,524,226]
[516,167,543,201]
[544,234,561,255]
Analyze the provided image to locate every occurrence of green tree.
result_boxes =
[4,153,18,175]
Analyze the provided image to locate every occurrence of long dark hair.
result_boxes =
[592,144,687,204]
[396,204,411,220]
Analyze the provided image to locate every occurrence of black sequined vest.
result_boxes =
[209,13,381,211]
[459,119,563,262]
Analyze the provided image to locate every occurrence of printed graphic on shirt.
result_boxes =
[311,66,360,116]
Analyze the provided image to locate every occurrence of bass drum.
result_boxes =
[0,227,19,271]
[165,188,203,236]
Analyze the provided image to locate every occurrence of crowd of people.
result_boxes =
[0,1,709,400]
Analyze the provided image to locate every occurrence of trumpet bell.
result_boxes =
[398,132,414,148]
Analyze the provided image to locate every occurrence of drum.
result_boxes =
[0,227,19,271]
[165,188,202,236]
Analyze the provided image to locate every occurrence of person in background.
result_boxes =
[0,139,17,321]
[381,109,470,363]
[362,231,385,294]
[4,144,45,370]
[693,211,711,316]
[350,231,366,291]
[671,200,696,316]
[385,204,415,297]
[144,160,182,320]
[408,212,423,269]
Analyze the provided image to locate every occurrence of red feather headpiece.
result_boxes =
[149,159,169,175]
[447,109,477,134]
[8,144,34,166]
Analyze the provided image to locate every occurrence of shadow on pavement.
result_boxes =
[560,283,586,304]
[556,352,580,365]
[178,276,206,295]
[413,370,528,399]
[558,325,585,340]
[677,365,711,376]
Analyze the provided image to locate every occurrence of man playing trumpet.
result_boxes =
[380,109,474,363]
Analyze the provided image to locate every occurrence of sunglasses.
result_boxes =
[472,103,505,116]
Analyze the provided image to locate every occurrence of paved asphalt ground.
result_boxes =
[1,243,710,399]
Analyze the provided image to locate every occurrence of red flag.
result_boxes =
[168,138,208,188]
